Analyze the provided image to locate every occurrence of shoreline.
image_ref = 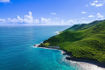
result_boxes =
[34,45,105,70]
[68,60,105,70]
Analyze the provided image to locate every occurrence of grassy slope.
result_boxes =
[39,20,105,64]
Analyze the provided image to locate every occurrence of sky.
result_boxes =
[0,0,105,26]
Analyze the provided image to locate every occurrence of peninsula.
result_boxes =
[38,20,105,67]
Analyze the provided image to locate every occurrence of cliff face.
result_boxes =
[39,20,105,65]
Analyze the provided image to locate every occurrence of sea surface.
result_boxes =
[0,26,80,70]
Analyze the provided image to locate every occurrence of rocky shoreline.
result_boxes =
[34,44,105,70]
[62,50,105,68]
[64,51,105,69]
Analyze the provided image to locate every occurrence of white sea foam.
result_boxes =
[55,31,60,35]
[31,46,37,48]
[69,60,105,70]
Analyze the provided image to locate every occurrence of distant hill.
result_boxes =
[39,20,105,65]
[67,20,103,31]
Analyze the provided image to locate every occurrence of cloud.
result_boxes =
[7,18,20,23]
[0,0,10,2]
[0,11,104,26]
[0,19,6,22]
[88,15,95,18]
[5,11,34,24]
[0,12,71,25]
[34,19,40,23]
[88,13,104,20]
[23,11,34,24]
[97,13,104,19]
[41,17,51,24]
[90,0,105,7]
[50,12,56,15]
[17,16,23,23]
[81,11,87,14]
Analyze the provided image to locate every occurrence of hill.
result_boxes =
[39,20,105,66]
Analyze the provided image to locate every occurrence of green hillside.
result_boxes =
[39,20,105,65]
[66,20,103,31]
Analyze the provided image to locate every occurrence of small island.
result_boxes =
[38,20,105,68]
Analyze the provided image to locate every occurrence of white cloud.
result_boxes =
[97,13,104,19]
[5,11,34,24]
[0,0,10,2]
[34,19,40,23]
[87,13,104,20]
[81,11,87,14]
[41,17,51,23]
[7,18,19,23]
[64,18,93,25]
[0,19,5,22]
[17,16,23,23]
[0,16,95,25]
[88,15,95,18]
[66,19,75,25]
[90,0,105,7]
[50,12,56,15]
[23,11,34,24]
[0,12,64,25]
[0,11,104,26]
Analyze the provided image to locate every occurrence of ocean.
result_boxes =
[0,26,80,70]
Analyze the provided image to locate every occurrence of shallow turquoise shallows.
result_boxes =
[0,26,80,70]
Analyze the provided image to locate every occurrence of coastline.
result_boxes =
[68,60,105,70]
[35,45,105,70]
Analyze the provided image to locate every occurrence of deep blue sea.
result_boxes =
[0,26,80,70]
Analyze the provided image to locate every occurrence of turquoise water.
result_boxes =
[0,26,79,70]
